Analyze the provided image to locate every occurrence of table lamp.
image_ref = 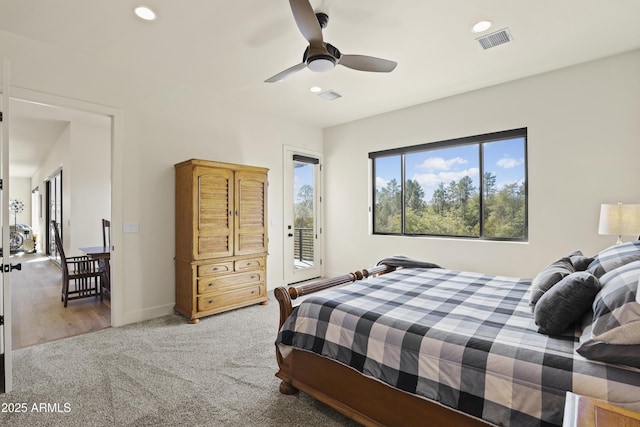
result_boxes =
[598,202,640,244]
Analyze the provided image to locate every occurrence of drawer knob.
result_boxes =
[208,283,215,287]
[208,299,214,304]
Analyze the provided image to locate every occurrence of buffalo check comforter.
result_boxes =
[276,267,640,427]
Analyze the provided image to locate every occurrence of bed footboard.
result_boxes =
[274,264,395,330]
[274,264,395,395]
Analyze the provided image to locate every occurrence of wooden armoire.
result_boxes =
[174,159,269,323]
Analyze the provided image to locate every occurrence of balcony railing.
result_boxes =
[294,227,314,262]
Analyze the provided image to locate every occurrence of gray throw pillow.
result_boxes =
[566,250,594,271]
[534,271,601,336]
[529,257,575,310]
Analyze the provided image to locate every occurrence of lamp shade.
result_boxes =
[598,203,640,242]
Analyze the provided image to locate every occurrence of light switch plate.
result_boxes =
[123,222,139,233]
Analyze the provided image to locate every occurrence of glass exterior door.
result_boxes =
[293,159,315,271]
[284,149,322,285]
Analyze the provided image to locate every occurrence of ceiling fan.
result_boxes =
[265,0,398,83]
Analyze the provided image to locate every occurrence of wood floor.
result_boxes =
[10,253,111,350]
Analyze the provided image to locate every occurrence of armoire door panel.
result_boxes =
[195,167,234,259]
[235,171,268,256]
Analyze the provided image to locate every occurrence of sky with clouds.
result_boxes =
[375,137,525,200]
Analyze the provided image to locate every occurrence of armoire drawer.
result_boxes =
[197,261,234,277]
[197,270,264,294]
[197,284,265,312]
[235,257,265,272]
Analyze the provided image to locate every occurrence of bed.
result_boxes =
[274,244,640,426]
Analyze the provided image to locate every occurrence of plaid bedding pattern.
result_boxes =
[591,260,640,344]
[587,241,640,278]
[276,268,640,427]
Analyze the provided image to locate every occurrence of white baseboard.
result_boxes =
[118,303,175,326]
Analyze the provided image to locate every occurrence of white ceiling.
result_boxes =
[3,0,640,177]
[9,100,69,178]
[7,98,108,178]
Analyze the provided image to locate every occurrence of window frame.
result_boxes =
[369,128,528,241]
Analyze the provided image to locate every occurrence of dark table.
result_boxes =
[79,246,111,297]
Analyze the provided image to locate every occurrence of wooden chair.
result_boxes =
[102,219,111,248]
[51,221,102,307]
[100,219,111,297]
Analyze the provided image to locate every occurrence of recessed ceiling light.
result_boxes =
[134,6,157,21]
[310,86,322,93]
[472,20,492,33]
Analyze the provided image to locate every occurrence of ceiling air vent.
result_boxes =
[476,28,512,50]
[318,90,342,101]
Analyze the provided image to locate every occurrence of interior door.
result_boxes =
[284,147,323,285]
[1,59,12,393]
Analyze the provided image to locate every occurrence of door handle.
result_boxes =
[3,263,22,273]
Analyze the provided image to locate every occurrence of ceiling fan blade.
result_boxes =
[265,62,307,83]
[289,0,323,43]
[339,55,398,73]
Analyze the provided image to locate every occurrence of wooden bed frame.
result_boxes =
[274,265,492,427]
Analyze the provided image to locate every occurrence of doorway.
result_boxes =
[8,96,112,349]
[284,146,323,285]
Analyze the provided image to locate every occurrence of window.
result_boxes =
[370,128,527,241]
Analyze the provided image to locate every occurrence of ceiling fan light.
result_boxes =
[307,57,335,73]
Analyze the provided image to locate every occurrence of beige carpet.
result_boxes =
[0,293,359,426]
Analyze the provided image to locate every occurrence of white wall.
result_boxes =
[323,50,640,278]
[68,114,111,253]
[30,115,111,256]
[0,29,323,325]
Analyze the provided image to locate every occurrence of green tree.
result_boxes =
[297,184,313,207]
[375,179,402,233]
[405,179,426,212]
[484,181,525,238]
[483,172,497,199]
[294,184,314,228]
[482,172,498,224]
[376,174,524,239]
[404,179,426,233]
[456,176,475,225]
[431,182,448,215]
